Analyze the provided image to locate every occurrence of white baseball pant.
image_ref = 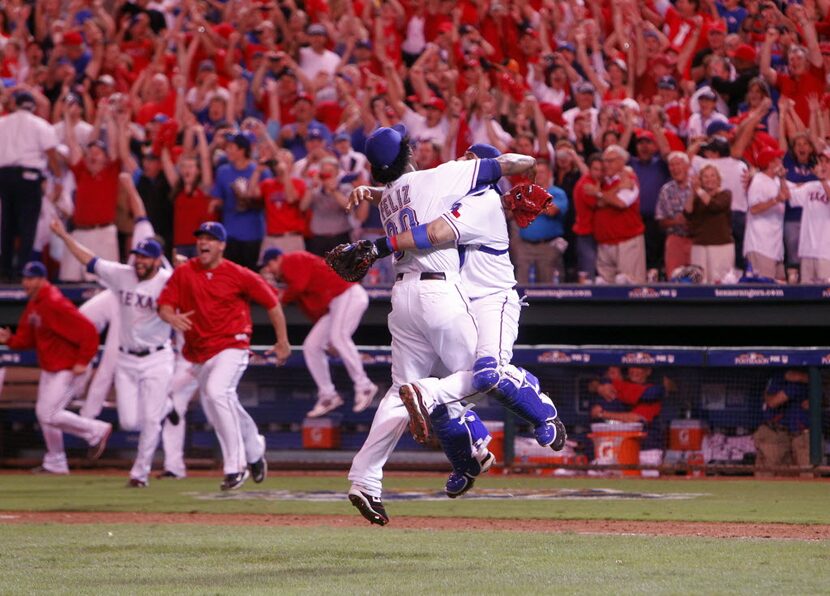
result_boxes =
[194,348,265,475]
[116,348,175,483]
[303,284,373,398]
[348,273,477,497]
[37,369,111,473]
[160,356,199,477]
[78,290,120,420]
[415,289,522,407]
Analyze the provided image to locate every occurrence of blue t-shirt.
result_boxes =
[211,162,271,242]
[717,3,747,34]
[783,152,816,222]
[283,120,333,161]
[763,375,809,433]
[518,185,569,242]
[630,156,670,218]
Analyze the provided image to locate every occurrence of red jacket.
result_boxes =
[158,258,279,364]
[279,251,352,322]
[7,283,98,372]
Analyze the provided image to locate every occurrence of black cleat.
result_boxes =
[348,488,389,526]
[127,478,148,488]
[550,417,567,452]
[249,457,268,483]
[166,408,180,426]
[220,469,250,491]
[156,470,184,480]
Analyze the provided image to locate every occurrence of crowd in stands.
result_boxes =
[1,0,830,285]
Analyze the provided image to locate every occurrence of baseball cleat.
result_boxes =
[249,457,268,483]
[220,469,250,491]
[446,451,496,499]
[348,488,389,526]
[353,383,379,413]
[156,470,184,480]
[87,424,112,461]
[126,478,148,488]
[399,384,431,445]
[306,394,344,418]
[166,408,180,426]
[535,417,567,451]
[31,465,69,475]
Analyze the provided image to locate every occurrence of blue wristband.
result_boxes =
[411,224,432,249]
[86,257,99,275]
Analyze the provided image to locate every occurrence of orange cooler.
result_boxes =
[669,419,707,451]
[483,420,505,463]
[588,422,645,477]
[302,418,341,449]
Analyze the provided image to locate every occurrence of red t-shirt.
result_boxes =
[134,90,177,126]
[279,251,352,322]
[592,175,645,244]
[120,38,154,73]
[7,283,98,372]
[261,178,308,236]
[157,259,279,363]
[572,173,598,236]
[173,187,217,247]
[776,64,827,126]
[70,159,121,227]
[611,378,662,424]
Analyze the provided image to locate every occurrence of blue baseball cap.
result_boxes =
[194,221,227,242]
[365,124,407,170]
[22,261,47,278]
[259,247,283,266]
[706,120,735,137]
[14,90,36,111]
[131,238,163,259]
[466,143,501,159]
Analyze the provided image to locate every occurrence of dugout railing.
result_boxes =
[0,345,828,476]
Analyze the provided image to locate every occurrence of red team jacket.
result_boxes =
[6,282,98,372]
[157,258,279,363]
[279,251,353,322]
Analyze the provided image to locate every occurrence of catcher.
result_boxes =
[330,151,566,503]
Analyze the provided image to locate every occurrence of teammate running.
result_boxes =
[52,219,174,488]
[158,222,291,490]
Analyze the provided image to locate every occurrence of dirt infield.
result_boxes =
[1,511,828,540]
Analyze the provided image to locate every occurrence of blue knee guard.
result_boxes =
[430,405,492,477]
[472,357,500,393]
[493,365,557,427]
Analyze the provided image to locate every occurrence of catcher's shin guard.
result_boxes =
[492,364,558,427]
[472,357,501,393]
[429,405,494,498]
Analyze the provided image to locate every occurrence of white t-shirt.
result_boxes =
[401,109,449,147]
[788,181,830,260]
[380,159,488,274]
[691,155,748,212]
[298,47,341,80]
[0,110,58,170]
[92,259,173,352]
[744,172,785,260]
[467,114,513,148]
[685,112,728,140]
[53,120,94,148]
[440,187,516,300]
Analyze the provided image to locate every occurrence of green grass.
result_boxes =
[1,524,829,595]
[1,473,830,524]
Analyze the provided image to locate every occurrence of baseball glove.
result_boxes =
[502,183,553,228]
[325,240,378,282]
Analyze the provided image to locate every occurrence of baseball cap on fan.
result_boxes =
[364,123,408,170]
[194,221,227,242]
[131,238,162,259]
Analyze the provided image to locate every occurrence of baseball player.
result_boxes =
[52,219,174,487]
[260,248,378,417]
[0,261,111,474]
[158,221,291,490]
[344,125,537,525]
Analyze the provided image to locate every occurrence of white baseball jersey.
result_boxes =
[788,181,830,260]
[440,187,516,300]
[379,159,486,274]
[90,259,173,352]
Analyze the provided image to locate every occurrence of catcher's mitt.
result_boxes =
[325,240,378,282]
[502,183,553,228]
